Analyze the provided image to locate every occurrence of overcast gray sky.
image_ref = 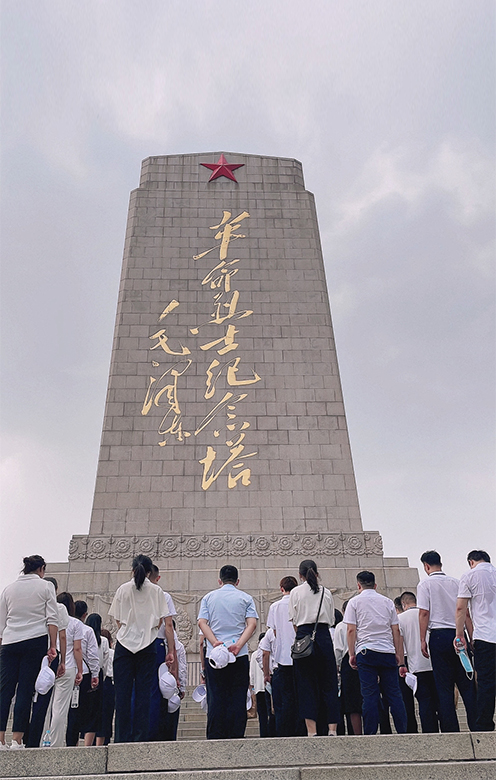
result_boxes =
[1,0,494,592]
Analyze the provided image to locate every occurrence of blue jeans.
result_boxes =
[356,649,407,735]
[428,628,477,732]
[204,655,249,739]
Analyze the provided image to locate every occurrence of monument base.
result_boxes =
[49,530,418,655]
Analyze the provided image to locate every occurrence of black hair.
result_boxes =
[86,613,102,646]
[334,608,343,625]
[280,576,298,592]
[357,571,375,588]
[299,559,320,594]
[150,564,160,579]
[75,600,88,619]
[394,596,404,612]
[22,555,46,575]
[258,631,266,641]
[219,564,238,584]
[401,591,417,606]
[420,550,442,567]
[172,619,176,631]
[58,592,75,618]
[341,599,350,613]
[132,554,153,590]
[101,628,113,648]
[44,576,58,591]
[467,550,491,563]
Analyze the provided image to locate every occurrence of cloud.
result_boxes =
[332,141,495,236]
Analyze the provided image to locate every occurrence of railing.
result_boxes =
[187,660,203,688]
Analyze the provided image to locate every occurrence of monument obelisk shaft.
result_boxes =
[54,153,418,649]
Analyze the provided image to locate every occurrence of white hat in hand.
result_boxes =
[158,663,178,699]
[168,693,181,713]
[35,657,56,697]
[209,644,236,669]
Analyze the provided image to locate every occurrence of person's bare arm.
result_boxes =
[164,616,177,670]
[47,624,58,662]
[392,625,406,674]
[347,623,357,669]
[455,597,469,649]
[198,618,222,649]
[229,618,258,656]
[73,640,83,685]
[57,629,67,678]
[262,649,271,685]
[418,609,430,658]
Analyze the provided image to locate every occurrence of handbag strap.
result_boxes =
[311,587,326,640]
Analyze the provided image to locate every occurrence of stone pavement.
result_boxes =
[1,733,494,780]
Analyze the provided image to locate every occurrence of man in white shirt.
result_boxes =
[265,576,303,737]
[455,549,496,731]
[417,550,477,732]
[398,591,440,732]
[344,570,407,735]
[65,600,100,746]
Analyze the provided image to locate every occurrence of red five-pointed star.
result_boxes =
[201,154,244,182]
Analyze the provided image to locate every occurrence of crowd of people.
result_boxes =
[0,548,494,748]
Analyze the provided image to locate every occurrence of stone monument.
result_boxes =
[51,152,418,655]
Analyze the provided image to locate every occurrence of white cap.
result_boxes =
[168,693,181,713]
[158,663,178,699]
[208,644,236,669]
[200,696,208,712]
[192,684,207,703]
[35,657,56,696]
[404,672,418,695]
[246,689,253,710]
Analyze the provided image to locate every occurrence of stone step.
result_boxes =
[0,733,493,779]
[22,764,496,780]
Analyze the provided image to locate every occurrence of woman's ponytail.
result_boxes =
[132,554,153,590]
[299,558,320,594]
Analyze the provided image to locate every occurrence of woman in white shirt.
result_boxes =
[108,555,170,743]
[288,559,340,736]
[45,591,84,747]
[0,555,59,749]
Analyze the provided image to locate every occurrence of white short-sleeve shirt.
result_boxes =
[109,578,169,653]
[458,562,496,643]
[267,594,295,666]
[397,608,432,673]
[344,589,398,654]
[288,582,334,627]
[416,572,459,630]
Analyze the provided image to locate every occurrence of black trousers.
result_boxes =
[474,640,496,731]
[26,654,59,747]
[415,670,440,733]
[0,635,47,735]
[204,655,249,739]
[429,628,477,732]
[66,672,92,745]
[113,640,156,743]
[271,664,302,736]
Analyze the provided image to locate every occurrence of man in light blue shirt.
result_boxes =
[198,565,258,739]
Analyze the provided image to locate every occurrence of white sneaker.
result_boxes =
[9,741,25,750]
[0,743,9,750]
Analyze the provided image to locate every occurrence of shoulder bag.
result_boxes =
[291,586,326,660]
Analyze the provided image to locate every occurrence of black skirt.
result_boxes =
[293,623,340,724]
